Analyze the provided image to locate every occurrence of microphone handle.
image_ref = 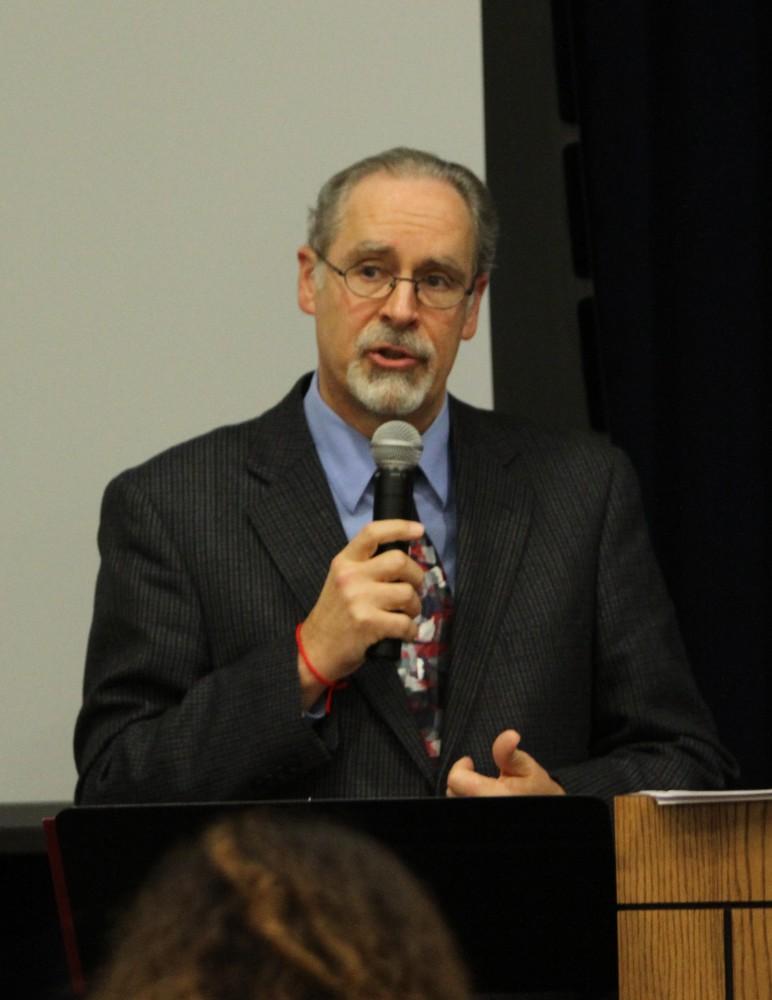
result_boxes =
[369,467,415,662]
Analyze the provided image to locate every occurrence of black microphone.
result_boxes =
[368,420,423,662]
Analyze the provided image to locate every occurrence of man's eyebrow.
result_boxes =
[343,243,467,277]
[419,255,466,278]
[338,241,391,264]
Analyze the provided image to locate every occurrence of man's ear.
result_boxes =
[461,273,489,341]
[297,246,318,316]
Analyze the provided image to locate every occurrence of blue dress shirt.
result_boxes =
[303,373,456,590]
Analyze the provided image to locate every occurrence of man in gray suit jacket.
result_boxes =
[74,148,735,804]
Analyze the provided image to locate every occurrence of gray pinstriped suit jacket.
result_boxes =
[74,375,736,804]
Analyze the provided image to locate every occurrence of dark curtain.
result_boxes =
[567,1,771,786]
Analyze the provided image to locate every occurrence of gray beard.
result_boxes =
[345,325,436,417]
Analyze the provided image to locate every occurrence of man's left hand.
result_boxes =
[446,729,566,797]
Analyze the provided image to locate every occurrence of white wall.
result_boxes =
[0,1,490,801]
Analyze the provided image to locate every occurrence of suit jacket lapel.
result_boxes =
[440,400,534,772]
[245,380,346,612]
[353,659,439,783]
[244,377,436,786]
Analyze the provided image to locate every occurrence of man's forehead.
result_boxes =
[331,172,475,263]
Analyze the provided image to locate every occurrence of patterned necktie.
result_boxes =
[398,535,454,760]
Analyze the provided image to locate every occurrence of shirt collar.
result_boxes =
[303,372,451,513]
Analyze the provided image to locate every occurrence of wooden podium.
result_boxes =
[614,794,771,1000]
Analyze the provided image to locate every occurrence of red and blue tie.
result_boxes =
[399,535,454,759]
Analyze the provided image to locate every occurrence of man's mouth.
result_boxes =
[367,344,421,369]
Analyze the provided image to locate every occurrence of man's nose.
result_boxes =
[378,277,420,326]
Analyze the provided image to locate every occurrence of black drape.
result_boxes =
[565,1,771,786]
[483,0,770,786]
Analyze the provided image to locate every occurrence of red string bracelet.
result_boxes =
[295,622,348,714]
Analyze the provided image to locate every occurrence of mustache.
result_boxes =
[355,324,435,362]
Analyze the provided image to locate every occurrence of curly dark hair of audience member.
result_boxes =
[88,809,471,1000]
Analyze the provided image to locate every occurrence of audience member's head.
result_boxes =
[88,809,470,1000]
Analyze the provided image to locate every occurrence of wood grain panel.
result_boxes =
[617,909,724,1000]
[614,796,771,903]
[733,907,772,1000]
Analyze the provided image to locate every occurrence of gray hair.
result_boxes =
[307,147,498,275]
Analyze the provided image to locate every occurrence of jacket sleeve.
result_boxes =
[74,474,334,804]
[551,449,738,799]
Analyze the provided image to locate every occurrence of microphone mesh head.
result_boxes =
[370,420,423,471]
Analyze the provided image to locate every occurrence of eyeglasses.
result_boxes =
[313,249,476,310]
